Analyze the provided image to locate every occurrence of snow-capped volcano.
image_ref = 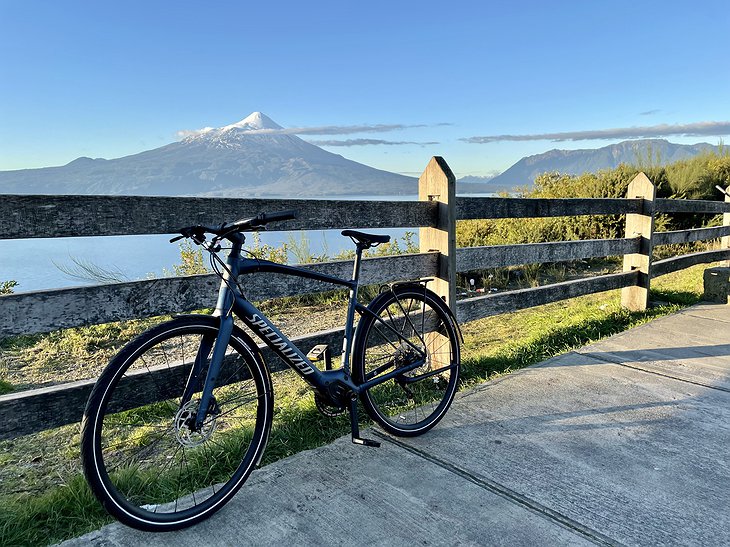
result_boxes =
[180,111,304,152]
[222,111,283,131]
[0,112,417,197]
[185,112,285,142]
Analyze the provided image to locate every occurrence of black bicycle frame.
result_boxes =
[192,235,429,428]
[231,259,357,385]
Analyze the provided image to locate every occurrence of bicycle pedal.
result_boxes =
[306,344,327,361]
[307,344,332,370]
[352,437,380,448]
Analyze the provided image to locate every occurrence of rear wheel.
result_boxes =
[353,286,460,436]
[81,315,272,531]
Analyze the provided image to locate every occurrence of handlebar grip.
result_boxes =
[255,210,298,226]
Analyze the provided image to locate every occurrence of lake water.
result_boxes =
[2,194,495,293]
[0,228,414,293]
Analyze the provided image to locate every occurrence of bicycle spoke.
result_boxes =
[356,288,459,435]
[83,318,272,529]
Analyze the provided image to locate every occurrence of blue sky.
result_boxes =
[1,0,728,178]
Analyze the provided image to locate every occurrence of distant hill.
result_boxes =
[456,175,513,194]
[488,139,721,190]
[0,112,417,197]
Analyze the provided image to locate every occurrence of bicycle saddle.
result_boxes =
[341,229,391,247]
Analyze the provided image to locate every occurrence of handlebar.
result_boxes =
[170,210,298,244]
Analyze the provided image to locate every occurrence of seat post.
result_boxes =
[350,243,366,284]
[341,243,366,373]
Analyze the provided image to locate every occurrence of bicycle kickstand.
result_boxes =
[349,396,380,448]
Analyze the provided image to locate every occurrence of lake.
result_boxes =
[0,228,414,293]
[2,194,494,293]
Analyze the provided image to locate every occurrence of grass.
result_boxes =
[0,316,173,390]
[0,262,716,546]
[0,379,13,395]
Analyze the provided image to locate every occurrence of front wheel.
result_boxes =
[353,285,460,437]
[81,315,273,531]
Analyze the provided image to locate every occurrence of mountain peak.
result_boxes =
[488,139,720,189]
[222,112,283,132]
[0,109,417,197]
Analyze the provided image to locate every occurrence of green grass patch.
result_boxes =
[0,379,13,395]
[460,295,681,387]
[0,263,718,546]
[0,475,110,547]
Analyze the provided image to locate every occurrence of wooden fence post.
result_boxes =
[419,157,456,307]
[720,186,730,267]
[621,172,656,311]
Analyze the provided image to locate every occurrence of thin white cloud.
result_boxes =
[176,127,214,138]
[278,123,427,135]
[461,121,730,143]
[307,138,439,147]
[177,122,452,139]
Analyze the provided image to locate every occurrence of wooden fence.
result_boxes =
[1,157,729,439]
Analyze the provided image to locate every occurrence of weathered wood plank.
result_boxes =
[621,173,656,311]
[0,253,438,337]
[456,271,638,323]
[655,198,730,214]
[0,326,346,440]
[653,225,730,246]
[0,195,436,239]
[456,197,642,220]
[419,157,457,306]
[456,237,639,271]
[651,249,730,278]
[720,186,730,266]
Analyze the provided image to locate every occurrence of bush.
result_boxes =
[457,150,730,250]
[1,280,18,295]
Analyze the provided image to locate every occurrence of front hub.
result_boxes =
[174,399,217,448]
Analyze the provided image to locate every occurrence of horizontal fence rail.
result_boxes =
[0,252,437,337]
[653,225,730,246]
[655,198,730,214]
[456,270,639,323]
[455,237,639,271]
[1,161,728,439]
[456,197,643,220]
[651,248,730,278]
[0,195,436,239]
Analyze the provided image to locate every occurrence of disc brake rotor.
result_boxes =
[174,399,217,448]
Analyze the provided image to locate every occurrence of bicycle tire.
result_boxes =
[81,315,273,531]
[352,285,460,436]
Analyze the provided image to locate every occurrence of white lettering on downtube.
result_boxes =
[248,314,314,375]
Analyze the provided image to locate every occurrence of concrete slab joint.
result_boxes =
[703,266,730,303]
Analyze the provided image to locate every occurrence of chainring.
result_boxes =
[313,393,346,418]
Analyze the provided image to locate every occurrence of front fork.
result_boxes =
[187,239,242,430]
[177,317,230,432]
[186,314,233,429]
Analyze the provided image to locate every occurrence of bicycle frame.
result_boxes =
[191,234,428,428]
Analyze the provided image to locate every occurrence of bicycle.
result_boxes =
[81,210,462,531]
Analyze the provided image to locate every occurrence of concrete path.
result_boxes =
[62,303,730,546]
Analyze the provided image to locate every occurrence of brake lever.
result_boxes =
[207,235,223,253]
[171,225,200,244]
